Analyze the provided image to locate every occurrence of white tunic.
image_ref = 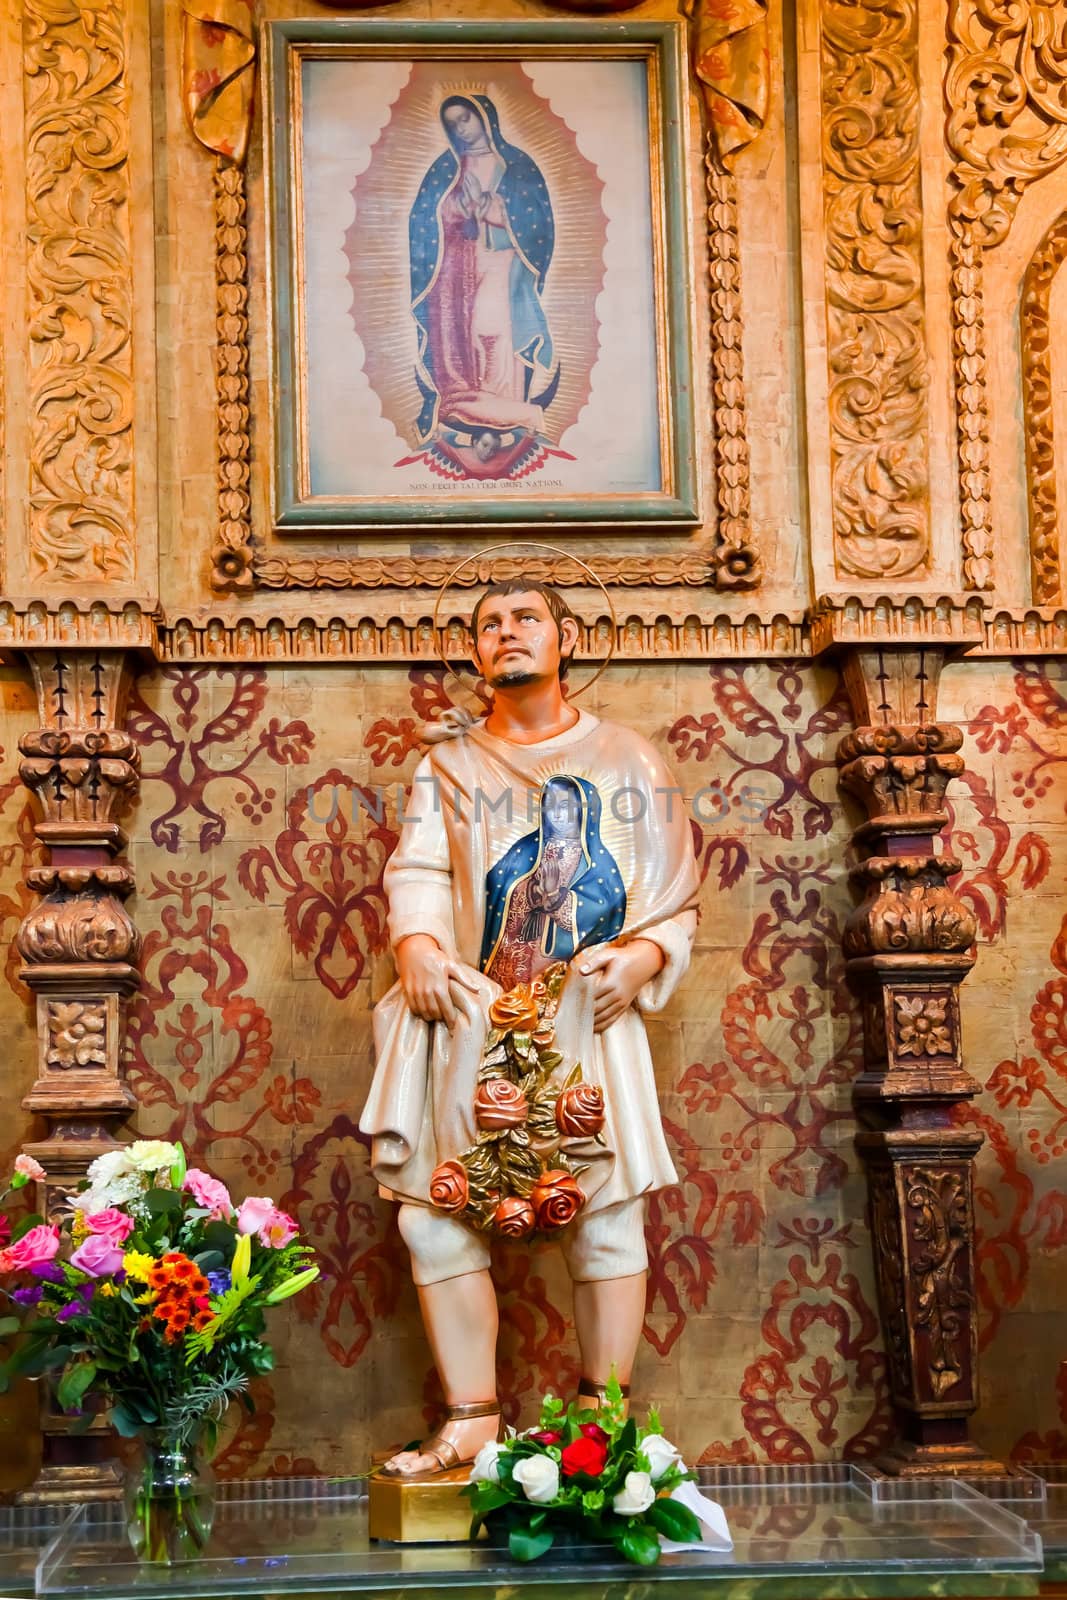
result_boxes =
[360,709,699,1216]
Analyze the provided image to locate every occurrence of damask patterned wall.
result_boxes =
[2,654,1064,1484]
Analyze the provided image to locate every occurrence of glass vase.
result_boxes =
[123,1431,216,1564]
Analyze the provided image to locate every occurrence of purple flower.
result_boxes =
[206,1269,231,1295]
[32,1261,64,1283]
[55,1285,93,1323]
[12,1285,43,1306]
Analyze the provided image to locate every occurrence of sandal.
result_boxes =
[378,1400,502,1478]
[577,1376,630,1405]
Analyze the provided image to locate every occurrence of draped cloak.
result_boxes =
[409,94,557,440]
[360,710,699,1218]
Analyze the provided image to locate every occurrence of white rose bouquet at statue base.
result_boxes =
[464,1375,732,1566]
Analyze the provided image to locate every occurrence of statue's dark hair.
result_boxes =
[469,581,578,679]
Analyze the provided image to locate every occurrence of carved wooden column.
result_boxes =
[837,646,1002,1477]
[15,649,140,1503]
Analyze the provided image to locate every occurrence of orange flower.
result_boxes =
[531,1169,584,1231]
[428,1160,468,1214]
[556,1083,606,1139]
[191,1309,214,1333]
[492,1196,535,1239]
[488,985,539,1034]
[474,1078,528,1131]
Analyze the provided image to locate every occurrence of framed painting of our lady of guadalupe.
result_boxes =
[266,21,698,531]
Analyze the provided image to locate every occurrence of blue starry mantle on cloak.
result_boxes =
[479,775,626,974]
[409,94,560,441]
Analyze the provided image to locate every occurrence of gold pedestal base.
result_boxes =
[872,1439,1011,1479]
[368,1465,480,1543]
[16,1459,124,1506]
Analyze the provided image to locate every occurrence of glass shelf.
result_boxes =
[0,1503,73,1598]
[22,1465,1041,1599]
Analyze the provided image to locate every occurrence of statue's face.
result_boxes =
[471,589,574,689]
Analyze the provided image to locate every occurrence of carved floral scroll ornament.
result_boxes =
[1021,211,1067,605]
[946,0,1067,592]
[820,0,931,583]
[24,0,135,584]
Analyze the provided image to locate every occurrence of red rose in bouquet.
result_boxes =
[561,1434,609,1477]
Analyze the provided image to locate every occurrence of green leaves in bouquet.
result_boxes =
[508,1525,554,1562]
[646,1498,703,1545]
[56,1360,97,1414]
[614,1520,660,1567]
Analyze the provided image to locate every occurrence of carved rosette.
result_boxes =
[820,0,931,582]
[837,647,1001,1476]
[15,650,140,1503]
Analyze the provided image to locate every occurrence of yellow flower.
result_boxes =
[134,1289,156,1305]
[98,1282,116,1298]
[122,1250,156,1281]
[71,1210,88,1245]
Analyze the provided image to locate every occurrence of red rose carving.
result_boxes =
[428,1160,468,1214]
[561,1435,609,1477]
[474,1077,528,1131]
[489,985,539,1034]
[555,1082,605,1138]
[492,1196,536,1238]
[531,1169,584,1231]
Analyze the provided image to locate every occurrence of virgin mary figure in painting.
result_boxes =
[409,94,561,449]
[480,775,626,991]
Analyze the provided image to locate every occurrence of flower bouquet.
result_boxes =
[0,1141,318,1563]
[464,1377,712,1567]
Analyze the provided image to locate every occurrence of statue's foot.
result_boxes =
[380,1401,501,1478]
[577,1375,631,1414]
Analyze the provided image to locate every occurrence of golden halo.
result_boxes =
[432,541,618,702]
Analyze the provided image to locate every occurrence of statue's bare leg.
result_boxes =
[383,1268,500,1475]
[573,1271,646,1413]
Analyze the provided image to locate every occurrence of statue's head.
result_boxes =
[469,581,579,690]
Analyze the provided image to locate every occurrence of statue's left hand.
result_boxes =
[578,939,665,1033]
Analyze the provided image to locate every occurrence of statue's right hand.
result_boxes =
[395,934,480,1030]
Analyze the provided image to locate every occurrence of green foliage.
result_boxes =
[56,1361,97,1413]
[509,1525,554,1562]
[646,1498,702,1543]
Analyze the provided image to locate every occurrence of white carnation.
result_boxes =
[641,1434,684,1483]
[469,1441,503,1484]
[612,1470,655,1517]
[512,1455,560,1505]
[84,1149,133,1187]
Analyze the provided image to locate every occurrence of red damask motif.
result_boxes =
[972,660,1067,816]
[667,663,852,840]
[129,668,314,851]
[738,1220,890,1462]
[213,1382,276,1481]
[238,771,397,1001]
[366,669,492,768]
[645,1117,762,1358]
[126,871,321,1184]
[278,1116,408,1370]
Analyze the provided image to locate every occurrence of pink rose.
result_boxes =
[70,1233,125,1278]
[236,1196,275,1236]
[7,1224,61,1273]
[257,1209,297,1249]
[183,1168,233,1219]
[84,1208,134,1246]
[14,1154,47,1183]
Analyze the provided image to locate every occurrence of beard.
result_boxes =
[487,668,538,689]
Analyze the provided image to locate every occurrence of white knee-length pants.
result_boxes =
[397,1196,648,1287]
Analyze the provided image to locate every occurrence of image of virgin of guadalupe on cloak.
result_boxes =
[479,775,626,991]
[408,93,561,443]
